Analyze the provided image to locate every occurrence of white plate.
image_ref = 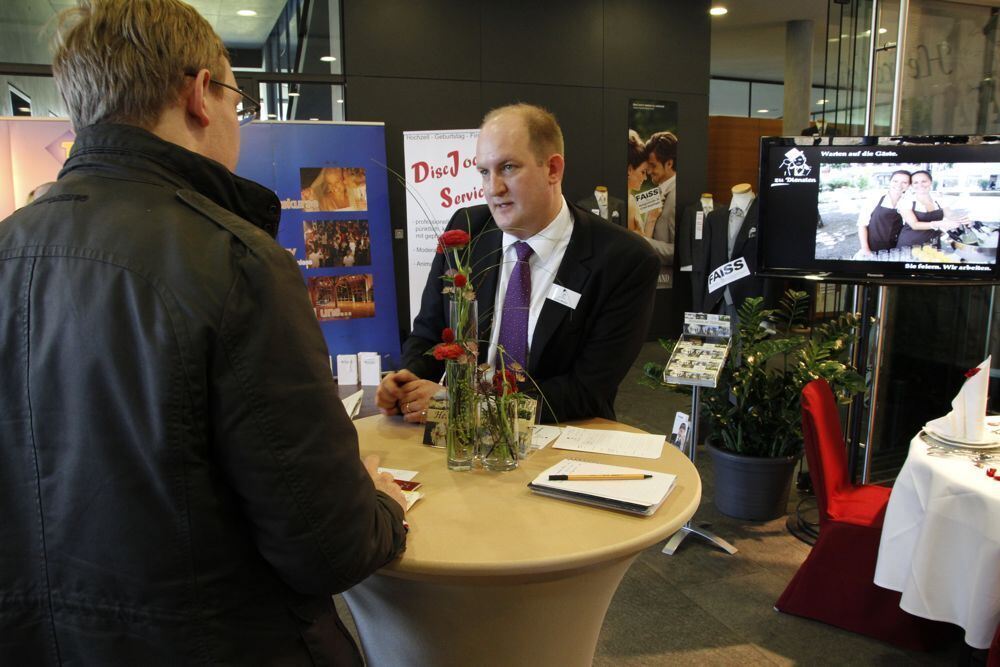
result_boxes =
[922,425,1000,449]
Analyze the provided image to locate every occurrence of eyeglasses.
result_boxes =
[210,79,260,125]
[184,72,260,125]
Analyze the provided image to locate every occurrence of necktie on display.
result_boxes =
[497,241,534,370]
[727,206,744,257]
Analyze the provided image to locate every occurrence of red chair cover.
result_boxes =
[775,379,954,651]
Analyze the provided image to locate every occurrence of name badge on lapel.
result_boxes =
[547,285,581,309]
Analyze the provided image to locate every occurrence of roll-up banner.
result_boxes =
[402,129,485,326]
[237,121,401,369]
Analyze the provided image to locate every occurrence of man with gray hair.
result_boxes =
[0,0,405,663]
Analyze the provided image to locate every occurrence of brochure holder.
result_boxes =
[662,313,738,557]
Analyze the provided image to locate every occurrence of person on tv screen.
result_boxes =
[857,169,910,255]
[897,169,970,248]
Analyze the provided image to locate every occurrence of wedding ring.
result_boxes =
[404,402,411,413]
[421,410,427,418]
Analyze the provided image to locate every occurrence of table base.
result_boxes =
[343,554,636,667]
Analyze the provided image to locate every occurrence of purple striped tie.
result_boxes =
[497,241,534,370]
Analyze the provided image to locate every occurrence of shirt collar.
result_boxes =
[500,197,572,263]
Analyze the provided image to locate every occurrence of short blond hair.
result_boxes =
[482,104,564,163]
[52,0,229,129]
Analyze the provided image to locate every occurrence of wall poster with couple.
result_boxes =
[628,99,679,289]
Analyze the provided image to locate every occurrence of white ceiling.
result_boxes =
[0,0,287,66]
[710,0,832,84]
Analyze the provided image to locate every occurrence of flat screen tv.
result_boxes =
[757,136,1000,284]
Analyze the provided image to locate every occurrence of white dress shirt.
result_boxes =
[486,197,574,367]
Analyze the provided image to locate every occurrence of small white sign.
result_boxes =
[694,211,704,240]
[547,284,581,310]
[634,186,662,216]
[707,257,751,293]
[336,354,359,385]
[358,352,382,386]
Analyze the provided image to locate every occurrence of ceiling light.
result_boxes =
[756,109,769,113]
[17,106,30,112]
[709,6,728,16]
[309,118,319,121]
[816,99,828,105]
[288,91,300,97]
[879,27,888,34]
[320,56,337,62]
[336,99,344,104]
[267,113,277,118]
[237,9,257,17]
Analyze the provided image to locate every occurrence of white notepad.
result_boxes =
[554,426,665,459]
[528,459,676,516]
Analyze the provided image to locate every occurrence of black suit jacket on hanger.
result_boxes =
[678,202,712,308]
[576,193,627,228]
[403,201,659,423]
[699,199,774,314]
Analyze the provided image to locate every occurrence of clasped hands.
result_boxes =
[375,369,443,424]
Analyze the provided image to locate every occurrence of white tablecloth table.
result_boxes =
[874,434,1000,649]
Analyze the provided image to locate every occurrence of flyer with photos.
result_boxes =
[664,313,731,388]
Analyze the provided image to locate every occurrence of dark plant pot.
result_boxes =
[707,444,798,521]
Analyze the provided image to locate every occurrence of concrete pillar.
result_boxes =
[783,19,814,135]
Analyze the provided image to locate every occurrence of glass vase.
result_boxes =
[479,396,519,472]
[445,298,478,471]
[445,359,477,470]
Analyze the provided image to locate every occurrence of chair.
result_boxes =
[774,379,954,650]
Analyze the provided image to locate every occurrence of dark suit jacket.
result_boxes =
[700,199,775,314]
[403,201,659,423]
[577,193,627,228]
[678,202,710,307]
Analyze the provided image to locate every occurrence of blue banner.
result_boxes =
[237,121,401,369]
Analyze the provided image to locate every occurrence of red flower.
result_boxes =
[493,369,519,395]
[433,343,465,361]
[441,327,455,343]
[440,229,470,247]
[437,229,471,252]
[453,273,467,288]
[965,367,981,378]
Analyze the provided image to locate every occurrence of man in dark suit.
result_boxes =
[376,104,659,423]
[699,198,775,314]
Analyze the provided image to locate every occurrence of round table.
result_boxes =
[343,415,701,667]
[874,434,1000,649]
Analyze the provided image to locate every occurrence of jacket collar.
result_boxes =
[60,123,281,237]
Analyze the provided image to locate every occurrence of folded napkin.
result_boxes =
[926,356,991,442]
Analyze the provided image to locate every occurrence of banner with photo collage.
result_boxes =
[237,121,401,369]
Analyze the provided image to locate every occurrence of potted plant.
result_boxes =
[646,290,866,520]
